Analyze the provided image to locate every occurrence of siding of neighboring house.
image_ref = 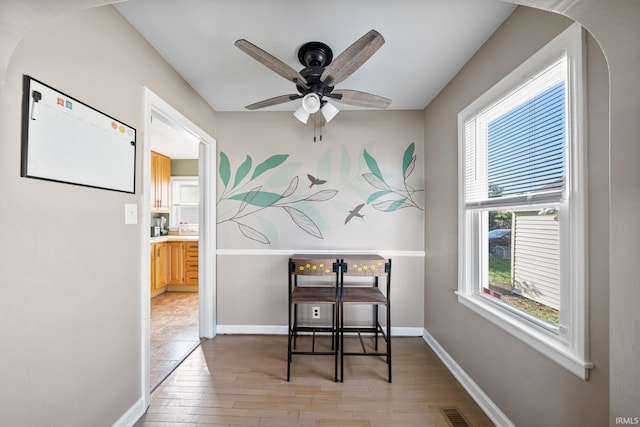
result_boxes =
[512,211,560,309]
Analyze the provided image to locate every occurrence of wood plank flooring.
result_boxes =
[136,334,494,426]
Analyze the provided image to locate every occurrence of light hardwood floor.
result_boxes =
[136,334,494,426]
[150,292,200,391]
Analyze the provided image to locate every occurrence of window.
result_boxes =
[457,24,592,379]
[170,177,199,228]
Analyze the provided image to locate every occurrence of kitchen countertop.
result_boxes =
[150,235,199,243]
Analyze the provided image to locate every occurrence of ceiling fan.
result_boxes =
[235,29,391,126]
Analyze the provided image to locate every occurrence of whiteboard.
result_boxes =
[21,76,136,193]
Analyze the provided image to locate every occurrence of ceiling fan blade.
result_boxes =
[245,94,302,110]
[330,89,391,109]
[235,39,308,85]
[320,30,385,86]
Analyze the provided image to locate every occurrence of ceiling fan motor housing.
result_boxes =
[298,41,333,67]
[296,42,336,100]
[296,66,334,98]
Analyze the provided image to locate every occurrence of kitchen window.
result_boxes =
[171,177,199,228]
[457,24,592,378]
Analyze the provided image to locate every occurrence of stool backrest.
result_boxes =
[340,257,390,278]
[290,257,339,276]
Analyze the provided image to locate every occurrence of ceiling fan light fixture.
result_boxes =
[301,93,321,114]
[321,101,339,123]
[293,106,310,124]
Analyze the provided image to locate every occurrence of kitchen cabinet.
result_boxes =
[150,151,171,212]
[151,239,198,291]
[184,241,199,286]
[150,242,169,292]
[167,241,185,285]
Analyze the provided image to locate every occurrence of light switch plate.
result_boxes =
[124,203,138,225]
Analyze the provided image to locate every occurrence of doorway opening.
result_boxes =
[142,88,217,399]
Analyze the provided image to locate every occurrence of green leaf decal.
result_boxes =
[232,155,252,189]
[251,154,288,180]
[402,143,415,177]
[229,190,281,207]
[237,186,262,214]
[363,149,383,179]
[404,155,416,179]
[366,190,390,204]
[373,198,411,212]
[219,152,230,188]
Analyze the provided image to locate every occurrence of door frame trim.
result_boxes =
[140,87,217,406]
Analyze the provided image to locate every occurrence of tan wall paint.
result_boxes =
[216,110,425,251]
[424,6,610,426]
[215,110,425,329]
[0,3,216,426]
[0,0,638,425]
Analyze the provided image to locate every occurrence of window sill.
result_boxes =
[456,291,593,379]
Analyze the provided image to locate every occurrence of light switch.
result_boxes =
[124,203,138,225]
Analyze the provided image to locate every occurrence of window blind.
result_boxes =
[464,56,567,208]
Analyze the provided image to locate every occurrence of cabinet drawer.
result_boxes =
[185,261,198,271]
[185,252,198,262]
[185,242,198,251]
[185,270,198,285]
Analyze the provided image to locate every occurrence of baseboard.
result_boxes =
[216,325,424,336]
[112,395,145,427]
[422,329,515,427]
[217,325,288,335]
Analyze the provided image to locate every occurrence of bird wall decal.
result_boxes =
[307,174,327,188]
[345,203,365,224]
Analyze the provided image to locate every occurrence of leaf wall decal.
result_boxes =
[237,222,270,244]
[232,155,252,189]
[230,190,282,207]
[402,143,415,176]
[237,185,262,214]
[366,190,391,204]
[404,155,416,179]
[281,176,299,198]
[251,154,288,180]
[304,189,338,202]
[363,149,384,179]
[373,198,411,212]
[219,152,230,188]
[282,206,323,239]
[362,173,391,191]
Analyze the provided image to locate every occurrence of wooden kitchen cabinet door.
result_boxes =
[168,241,185,285]
[151,151,171,212]
[151,242,169,291]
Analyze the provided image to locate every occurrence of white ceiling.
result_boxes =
[115,0,516,157]
[116,0,515,112]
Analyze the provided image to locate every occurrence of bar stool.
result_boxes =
[287,255,340,382]
[339,256,392,383]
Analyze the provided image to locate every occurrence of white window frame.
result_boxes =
[170,176,199,228]
[456,24,592,379]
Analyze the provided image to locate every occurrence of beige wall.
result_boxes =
[1,0,639,426]
[424,6,609,426]
[216,110,425,250]
[215,110,425,330]
[0,3,216,426]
